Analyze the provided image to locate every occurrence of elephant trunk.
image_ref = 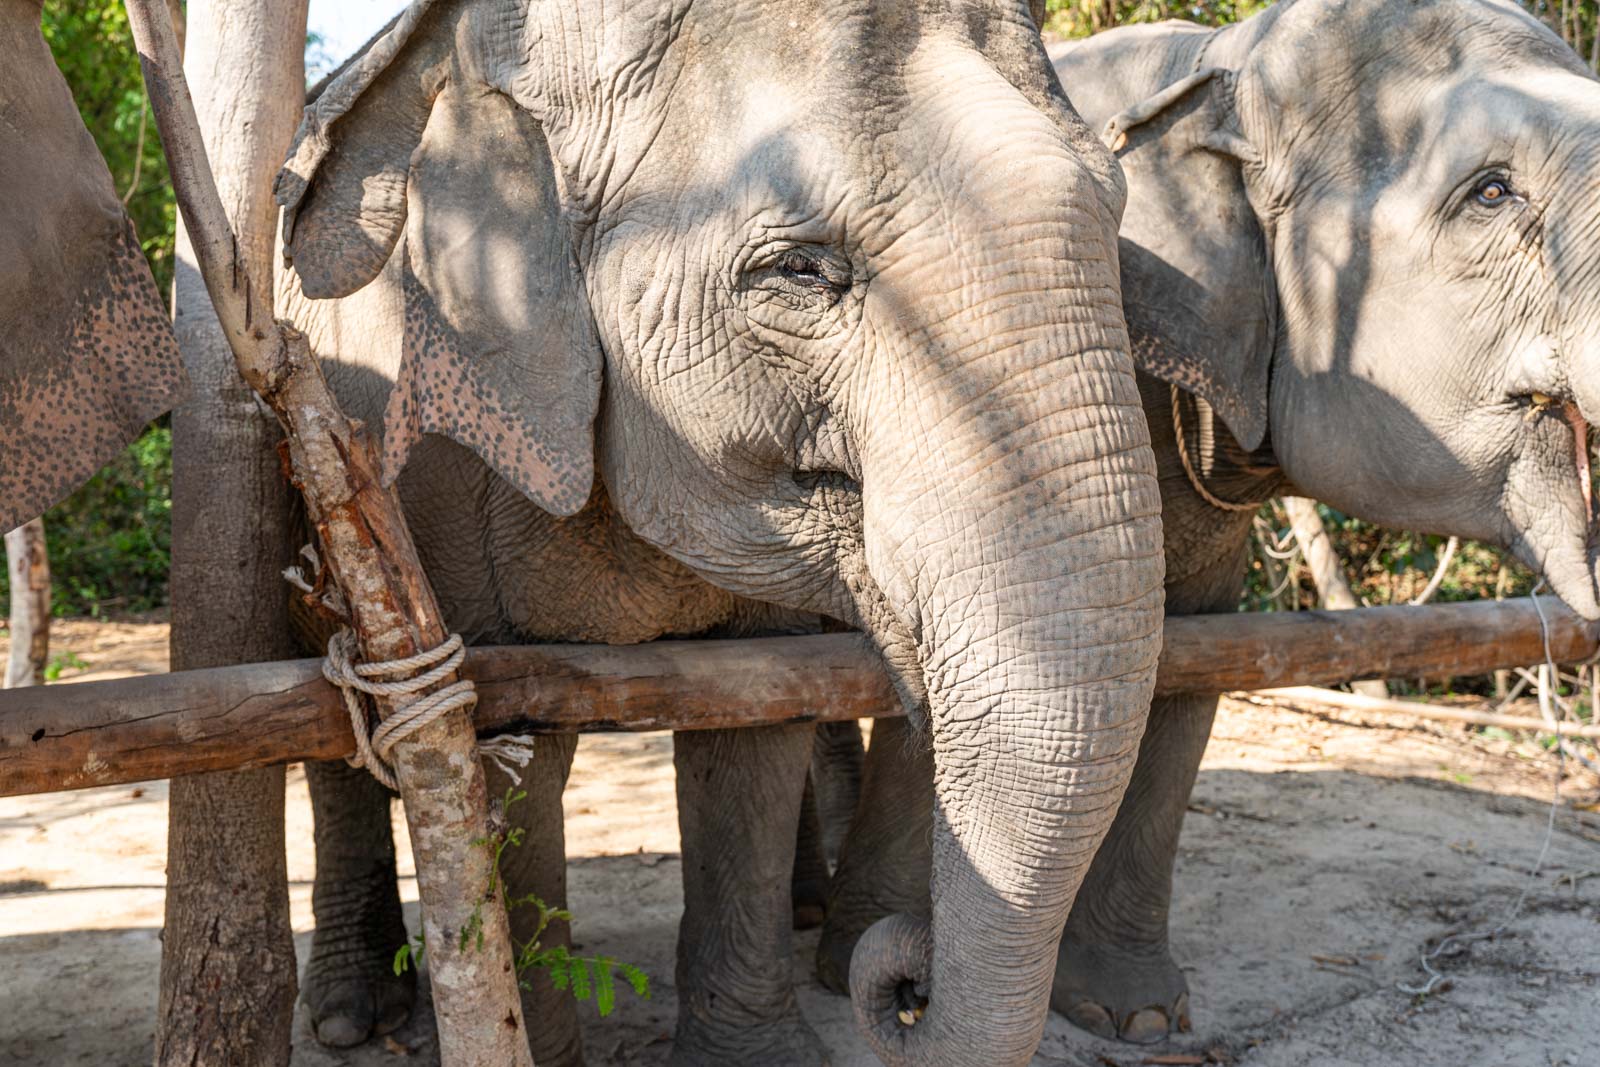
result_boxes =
[844,96,1166,1058]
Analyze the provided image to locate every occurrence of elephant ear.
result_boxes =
[0,0,186,531]
[276,0,602,517]
[1102,66,1276,451]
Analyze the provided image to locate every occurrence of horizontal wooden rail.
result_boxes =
[0,597,1592,798]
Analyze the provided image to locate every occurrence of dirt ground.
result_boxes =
[3,617,1599,1066]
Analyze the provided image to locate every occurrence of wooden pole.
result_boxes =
[3,596,1593,798]
[1282,496,1388,698]
[4,518,49,688]
[122,4,533,1064]
[155,2,304,1061]
[1251,684,1600,738]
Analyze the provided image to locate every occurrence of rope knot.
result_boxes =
[322,628,477,790]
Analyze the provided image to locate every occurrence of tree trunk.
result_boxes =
[1282,496,1389,698]
[4,518,49,688]
[154,2,307,1064]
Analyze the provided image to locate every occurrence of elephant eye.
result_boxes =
[778,249,834,287]
[1473,177,1513,206]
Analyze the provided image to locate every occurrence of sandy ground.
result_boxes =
[3,617,1600,1066]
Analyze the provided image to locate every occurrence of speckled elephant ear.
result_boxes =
[0,1,186,532]
[1102,67,1276,452]
[276,0,602,517]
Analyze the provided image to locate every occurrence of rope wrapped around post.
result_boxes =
[322,630,540,791]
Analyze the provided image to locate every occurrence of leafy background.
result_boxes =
[2,0,1596,623]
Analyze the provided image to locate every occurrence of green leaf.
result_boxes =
[619,963,651,1000]
[593,958,616,1017]
[570,957,592,1002]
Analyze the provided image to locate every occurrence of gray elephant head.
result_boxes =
[277,1,1164,1062]
[0,0,186,531]
[1060,0,1600,617]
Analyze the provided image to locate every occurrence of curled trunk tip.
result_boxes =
[850,912,934,1065]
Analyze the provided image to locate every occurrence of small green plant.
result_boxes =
[42,650,90,681]
[394,789,650,1018]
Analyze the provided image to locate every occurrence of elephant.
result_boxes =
[0,0,186,531]
[812,0,1600,1047]
[274,2,1166,1066]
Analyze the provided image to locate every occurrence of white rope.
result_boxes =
[322,628,542,790]
[1172,384,1264,512]
[323,628,479,791]
[1397,581,1570,996]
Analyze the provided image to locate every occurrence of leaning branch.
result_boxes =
[122,4,533,1064]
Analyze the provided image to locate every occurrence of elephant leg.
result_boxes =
[1052,693,1219,1044]
[814,716,933,996]
[793,721,866,931]
[302,758,415,1049]
[486,734,584,1067]
[792,776,830,930]
[671,723,825,1067]
[810,719,865,863]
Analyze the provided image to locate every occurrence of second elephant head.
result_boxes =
[277,2,1166,1065]
[1064,0,1600,618]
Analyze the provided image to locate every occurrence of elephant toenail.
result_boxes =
[1063,1000,1118,1040]
[314,1015,373,1049]
[1174,991,1192,1032]
[1118,1007,1172,1044]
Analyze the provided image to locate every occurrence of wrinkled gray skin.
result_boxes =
[278,2,1165,1065]
[815,0,1600,1046]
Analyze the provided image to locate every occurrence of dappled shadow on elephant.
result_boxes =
[274,4,1168,1066]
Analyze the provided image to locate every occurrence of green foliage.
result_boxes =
[1045,0,1600,74]
[1044,0,1270,37]
[43,650,90,682]
[1242,501,1535,616]
[0,428,174,617]
[392,790,651,1020]
[40,1,176,297]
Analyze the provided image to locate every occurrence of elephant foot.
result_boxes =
[301,891,415,1048]
[1051,943,1190,1045]
[669,1013,829,1067]
[301,947,416,1048]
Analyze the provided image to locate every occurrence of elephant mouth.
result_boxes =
[1509,389,1600,617]
[1517,390,1595,521]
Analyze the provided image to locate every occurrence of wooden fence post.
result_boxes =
[124,3,535,1064]
[3,518,49,688]
[154,1,305,1062]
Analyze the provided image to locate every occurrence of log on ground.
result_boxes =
[0,596,1593,798]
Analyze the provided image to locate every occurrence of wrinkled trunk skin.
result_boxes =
[845,81,1165,1061]
[4,518,49,688]
[156,3,308,1065]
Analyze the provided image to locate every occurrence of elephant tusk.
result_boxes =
[1564,401,1592,520]
[895,1003,926,1027]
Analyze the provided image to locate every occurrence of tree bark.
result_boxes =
[1283,496,1389,698]
[126,4,535,1063]
[154,2,305,1064]
[5,596,1596,797]
[4,518,50,689]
